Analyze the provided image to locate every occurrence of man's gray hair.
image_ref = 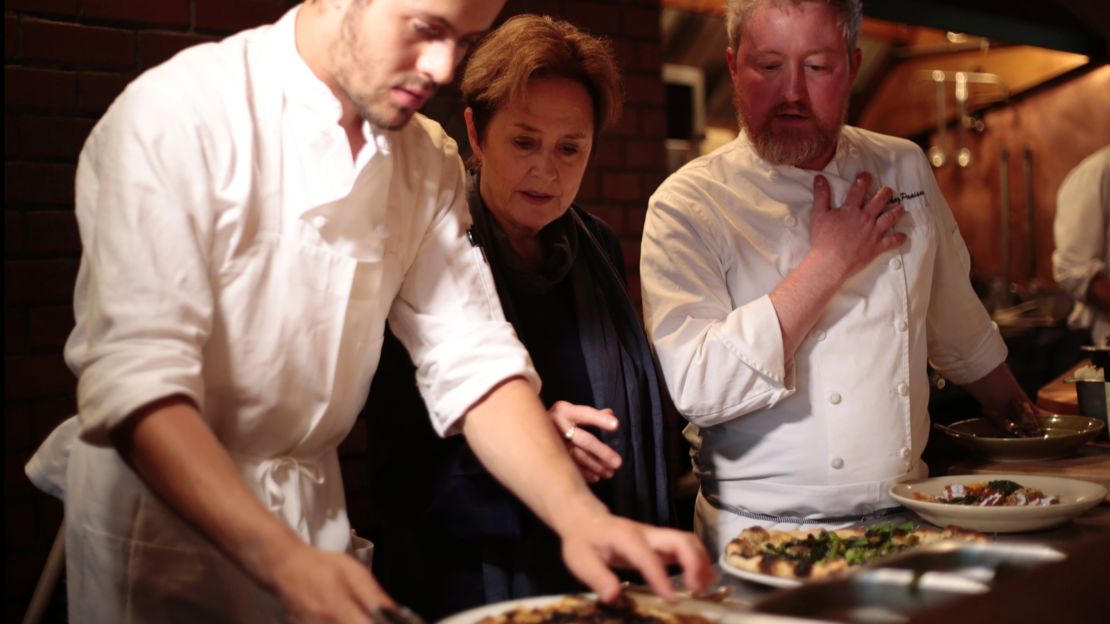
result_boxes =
[724,0,863,50]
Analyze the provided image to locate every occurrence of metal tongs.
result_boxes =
[369,605,425,624]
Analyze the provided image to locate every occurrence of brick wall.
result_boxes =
[4,1,667,620]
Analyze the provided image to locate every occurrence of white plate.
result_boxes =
[439,595,572,624]
[438,592,762,624]
[889,474,1106,533]
[718,554,802,588]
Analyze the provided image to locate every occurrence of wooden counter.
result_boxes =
[1036,359,1086,415]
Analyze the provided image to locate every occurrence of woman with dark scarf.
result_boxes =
[364,15,674,619]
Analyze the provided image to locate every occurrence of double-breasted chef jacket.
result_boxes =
[641,127,1006,553]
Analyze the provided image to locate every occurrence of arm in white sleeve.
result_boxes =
[1053,151,1109,309]
[72,82,215,446]
[640,189,793,427]
[387,147,539,436]
[921,155,1008,383]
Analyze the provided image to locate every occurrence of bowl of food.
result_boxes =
[934,414,1104,461]
[890,475,1106,532]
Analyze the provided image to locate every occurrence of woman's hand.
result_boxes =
[547,401,622,483]
[557,509,714,603]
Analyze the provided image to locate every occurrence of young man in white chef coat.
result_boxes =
[25,0,712,620]
[640,0,1044,556]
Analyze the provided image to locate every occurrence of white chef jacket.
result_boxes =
[26,7,538,622]
[641,127,1006,552]
[1053,145,1110,346]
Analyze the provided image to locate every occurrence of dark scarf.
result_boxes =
[467,172,673,527]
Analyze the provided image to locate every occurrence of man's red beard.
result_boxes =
[738,99,846,167]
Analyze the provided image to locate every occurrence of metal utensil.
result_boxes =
[933,421,973,438]
[934,419,1023,439]
[370,605,425,624]
[955,72,972,167]
[927,71,948,168]
[932,420,1034,440]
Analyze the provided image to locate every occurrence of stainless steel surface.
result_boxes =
[863,540,1065,573]
[911,69,1009,170]
[754,571,983,623]
[927,72,948,168]
[954,72,971,167]
[748,540,1075,624]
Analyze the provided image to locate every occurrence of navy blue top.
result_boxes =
[362,176,671,619]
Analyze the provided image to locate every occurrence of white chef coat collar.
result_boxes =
[271,5,391,164]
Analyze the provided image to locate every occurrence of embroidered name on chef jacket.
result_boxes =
[888,190,925,206]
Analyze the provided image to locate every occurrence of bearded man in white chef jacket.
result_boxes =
[640,0,1044,556]
[23,0,713,621]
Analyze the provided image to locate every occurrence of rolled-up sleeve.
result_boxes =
[387,153,539,437]
[921,160,1007,384]
[641,187,794,427]
[71,83,215,446]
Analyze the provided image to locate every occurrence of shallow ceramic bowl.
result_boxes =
[890,474,1106,532]
[936,414,1104,461]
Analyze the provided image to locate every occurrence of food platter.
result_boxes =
[439,593,758,624]
[440,596,567,624]
[718,555,802,589]
[890,474,1106,532]
[717,522,986,589]
[935,414,1104,461]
